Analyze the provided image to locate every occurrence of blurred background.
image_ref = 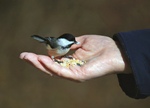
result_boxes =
[0,0,150,108]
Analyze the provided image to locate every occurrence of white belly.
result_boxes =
[47,45,70,57]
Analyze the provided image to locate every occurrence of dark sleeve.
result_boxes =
[113,29,150,99]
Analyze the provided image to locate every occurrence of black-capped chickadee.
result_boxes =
[31,33,80,59]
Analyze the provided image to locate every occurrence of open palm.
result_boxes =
[20,35,127,82]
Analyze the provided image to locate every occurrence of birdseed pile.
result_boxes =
[54,56,86,68]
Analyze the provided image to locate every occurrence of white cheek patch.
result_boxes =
[57,39,74,46]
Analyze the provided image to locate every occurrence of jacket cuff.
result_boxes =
[113,33,147,99]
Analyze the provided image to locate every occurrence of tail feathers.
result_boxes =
[31,35,47,43]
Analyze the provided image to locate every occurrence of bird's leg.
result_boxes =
[51,56,63,64]
[63,55,73,59]
[51,56,55,61]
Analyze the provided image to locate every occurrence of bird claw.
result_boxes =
[63,55,73,59]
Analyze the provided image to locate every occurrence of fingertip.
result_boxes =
[19,52,38,61]
[19,52,26,59]
[19,52,31,59]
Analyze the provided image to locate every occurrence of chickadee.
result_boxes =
[31,33,80,59]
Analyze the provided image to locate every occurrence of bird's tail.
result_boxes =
[31,35,48,43]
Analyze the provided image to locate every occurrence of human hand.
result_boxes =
[20,35,131,82]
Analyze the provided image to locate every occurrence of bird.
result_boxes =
[31,33,80,59]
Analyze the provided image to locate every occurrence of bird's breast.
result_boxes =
[47,46,70,57]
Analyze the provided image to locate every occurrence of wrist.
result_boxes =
[114,40,132,74]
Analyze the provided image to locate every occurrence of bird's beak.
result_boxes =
[75,41,80,44]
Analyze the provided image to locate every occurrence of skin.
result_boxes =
[20,35,132,82]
